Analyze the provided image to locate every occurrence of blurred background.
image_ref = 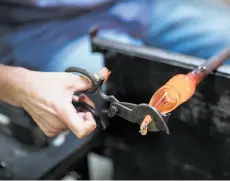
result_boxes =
[1,0,230,179]
[2,0,230,72]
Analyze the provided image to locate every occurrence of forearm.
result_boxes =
[0,64,28,107]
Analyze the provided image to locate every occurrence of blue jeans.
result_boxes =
[4,0,230,72]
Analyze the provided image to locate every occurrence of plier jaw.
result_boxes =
[65,67,170,135]
[105,101,170,135]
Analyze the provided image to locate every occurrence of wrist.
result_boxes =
[0,65,31,107]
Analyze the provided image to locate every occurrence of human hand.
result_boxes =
[14,67,110,138]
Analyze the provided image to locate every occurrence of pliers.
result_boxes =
[65,67,170,135]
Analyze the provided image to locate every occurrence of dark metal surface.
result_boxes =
[0,129,96,179]
[0,93,103,179]
[90,31,230,179]
[0,101,48,148]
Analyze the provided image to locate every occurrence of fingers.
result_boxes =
[72,95,79,102]
[72,94,95,114]
[83,112,97,135]
[77,112,85,118]
[60,103,97,138]
[72,94,94,108]
[72,75,92,92]
[71,67,111,92]
[78,94,95,108]
[77,111,95,134]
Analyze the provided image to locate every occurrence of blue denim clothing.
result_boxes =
[1,0,230,72]
[143,0,230,61]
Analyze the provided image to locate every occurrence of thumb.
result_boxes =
[72,67,111,92]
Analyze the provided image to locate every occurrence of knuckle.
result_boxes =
[50,122,63,131]
[44,131,57,137]
[43,125,62,137]
[76,131,86,139]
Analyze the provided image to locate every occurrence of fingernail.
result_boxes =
[79,94,87,100]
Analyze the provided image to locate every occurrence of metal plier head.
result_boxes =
[65,67,170,135]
